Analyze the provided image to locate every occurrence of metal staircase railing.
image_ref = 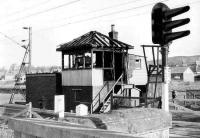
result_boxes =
[90,74,124,114]
[90,81,108,113]
[99,73,124,113]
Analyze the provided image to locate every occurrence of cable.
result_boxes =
[35,0,169,32]
[37,0,159,26]
[6,0,51,17]
[2,0,80,24]
[38,0,200,32]
[0,32,22,47]
[58,0,142,20]
[1,0,143,26]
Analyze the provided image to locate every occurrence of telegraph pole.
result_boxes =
[23,27,32,73]
[28,27,32,74]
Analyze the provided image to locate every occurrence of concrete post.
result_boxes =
[161,46,170,112]
[28,102,32,118]
[162,78,169,111]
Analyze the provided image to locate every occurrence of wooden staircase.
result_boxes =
[91,74,140,114]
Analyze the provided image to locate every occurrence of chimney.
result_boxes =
[108,24,118,40]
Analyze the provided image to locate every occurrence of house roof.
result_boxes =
[56,31,134,52]
[171,66,190,74]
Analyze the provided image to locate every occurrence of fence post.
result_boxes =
[28,102,32,118]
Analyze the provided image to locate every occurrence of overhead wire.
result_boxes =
[52,0,142,21]
[1,0,80,24]
[0,32,22,47]
[36,0,200,32]
[0,0,144,26]
[3,0,199,34]
[34,0,169,32]
[6,0,52,17]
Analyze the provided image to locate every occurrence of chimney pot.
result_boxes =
[109,24,118,40]
[111,24,115,32]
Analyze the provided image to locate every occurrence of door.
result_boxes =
[114,53,123,80]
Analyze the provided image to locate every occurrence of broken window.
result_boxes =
[85,52,91,68]
[63,52,92,69]
[64,55,69,69]
[104,51,113,68]
[74,54,84,69]
[93,51,103,68]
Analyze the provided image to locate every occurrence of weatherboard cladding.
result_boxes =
[56,31,134,51]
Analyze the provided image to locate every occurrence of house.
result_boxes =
[56,25,147,112]
[171,66,194,82]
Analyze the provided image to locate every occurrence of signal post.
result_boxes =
[152,3,190,111]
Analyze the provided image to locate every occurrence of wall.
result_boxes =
[8,108,171,138]
[127,55,147,85]
[62,86,92,112]
[62,69,104,112]
[26,73,62,110]
[183,68,194,82]
[62,69,103,86]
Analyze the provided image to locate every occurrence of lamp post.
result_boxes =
[23,27,32,73]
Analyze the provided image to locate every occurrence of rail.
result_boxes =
[101,73,123,113]
[90,81,108,113]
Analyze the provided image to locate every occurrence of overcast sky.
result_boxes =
[0,0,199,68]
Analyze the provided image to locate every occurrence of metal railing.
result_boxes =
[100,73,123,113]
[90,81,108,113]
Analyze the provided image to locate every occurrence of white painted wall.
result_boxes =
[183,68,194,82]
[128,55,147,85]
[92,69,103,86]
[62,69,103,86]
[130,88,140,106]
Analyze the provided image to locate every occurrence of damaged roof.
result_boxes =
[56,31,134,51]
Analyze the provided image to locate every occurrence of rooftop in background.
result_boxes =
[171,66,193,74]
[56,31,134,52]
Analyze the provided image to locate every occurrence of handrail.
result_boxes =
[90,81,108,113]
[101,74,123,112]
[102,74,123,102]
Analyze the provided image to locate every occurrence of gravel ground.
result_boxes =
[0,125,13,138]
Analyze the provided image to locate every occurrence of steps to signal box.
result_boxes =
[99,97,111,113]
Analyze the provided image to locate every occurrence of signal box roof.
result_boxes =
[56,31,134,52]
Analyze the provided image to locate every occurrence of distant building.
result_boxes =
[171,66,194,82]
[195,61,200,74]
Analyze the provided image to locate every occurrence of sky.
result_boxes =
[0,0,200,69]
